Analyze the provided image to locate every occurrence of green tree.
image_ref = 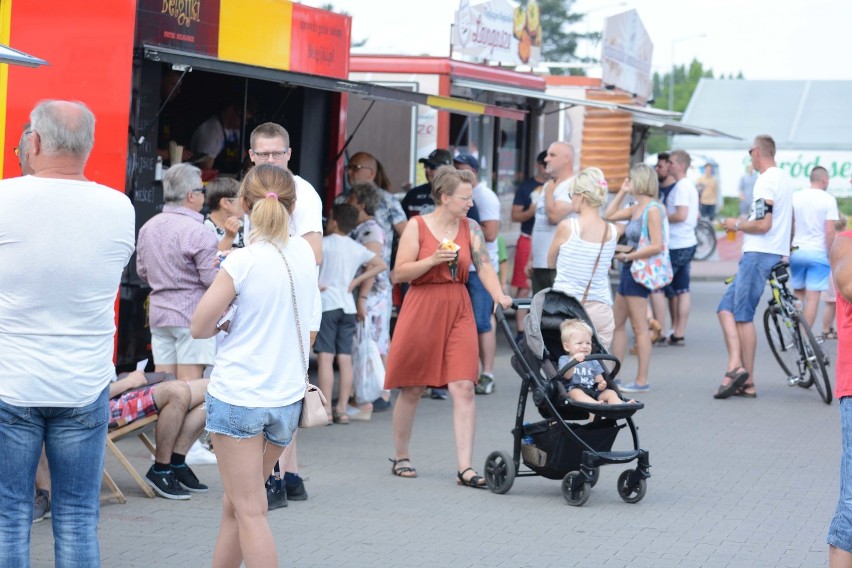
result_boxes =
[646,58,722,155]
[518,0,595,75]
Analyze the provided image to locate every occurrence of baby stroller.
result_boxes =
[484,288,650,506]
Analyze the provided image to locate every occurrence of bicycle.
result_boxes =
[759,262,832,404]
[694,217,717,261]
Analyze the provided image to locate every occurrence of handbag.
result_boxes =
[629,202,674,290]
[274,245,329,428]
[352,318,385,405]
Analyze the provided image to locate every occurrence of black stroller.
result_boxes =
[484,288,650,506]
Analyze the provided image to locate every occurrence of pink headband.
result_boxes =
[266,192,278,199]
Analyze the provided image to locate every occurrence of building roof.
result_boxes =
[672,79,852,151]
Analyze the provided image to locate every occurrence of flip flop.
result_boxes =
[713,368,749,399]
[734,383,757,398]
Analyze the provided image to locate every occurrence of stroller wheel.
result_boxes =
[484,451,515,494]
[617,469,647,504]
[562,472,591,507]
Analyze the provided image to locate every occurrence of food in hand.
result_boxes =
[440,239,461,281]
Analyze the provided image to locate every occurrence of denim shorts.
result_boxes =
[466,271,494,333]
[663,245,697,298]
[314,309,357,355]
[790,249,831,291]
[616,262,651,299]
[828,397,852,552]
[205,392,301,447]
[717,252,781,322]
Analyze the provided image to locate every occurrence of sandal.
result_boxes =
[649,319,662,343]
[823,329,838,340]
[332,411,350,425]
[457,467,487,489]
[667,335,685,346]
[734,383,757,398]
[389,458,417,478]
[713,368,749,399]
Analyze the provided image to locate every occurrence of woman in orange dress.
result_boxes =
[385,166,512,487]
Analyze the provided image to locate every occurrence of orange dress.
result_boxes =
[384,216,479,388]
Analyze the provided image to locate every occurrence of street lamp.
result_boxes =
[669,34,706,111]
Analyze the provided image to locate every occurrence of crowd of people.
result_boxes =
[2,97,850,567]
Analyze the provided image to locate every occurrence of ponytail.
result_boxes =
[239,164,296,244]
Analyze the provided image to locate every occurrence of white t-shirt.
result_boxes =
[209,238,322,407]
[471,181,501,270]
[666,177,699,249]
[792,187,839,252]
[530,178,574,268]
[190,115,238,160]
[0,176,135,407]
[319,234,375,314]
[743,167,793,256]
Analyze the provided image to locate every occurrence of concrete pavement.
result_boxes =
[29,277,841,567]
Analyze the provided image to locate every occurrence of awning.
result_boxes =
[0,44,47,68]
[143,46,525,121]
[453,78,622,111]
[629,112,741,139]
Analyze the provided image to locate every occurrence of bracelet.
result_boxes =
[734,220,741,231]
[359,296,368,299]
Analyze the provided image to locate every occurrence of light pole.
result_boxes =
[669,34,706,110]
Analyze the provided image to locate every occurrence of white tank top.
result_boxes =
[552,218,617,305]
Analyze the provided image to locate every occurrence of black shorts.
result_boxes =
[314,309,357,355]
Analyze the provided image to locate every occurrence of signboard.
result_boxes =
[137,0,351,78]
[600,9,653,101]
[452,0,542,67]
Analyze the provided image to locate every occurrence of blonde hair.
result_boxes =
[560,319,593,344]
[239,164,296,245]
[569,167,607,208]
[629,163,659,199]
[431,166,466,204]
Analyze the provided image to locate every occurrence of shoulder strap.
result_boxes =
[581,222,609,304]
[273,245,309,386]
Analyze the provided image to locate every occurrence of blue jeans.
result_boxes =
[466,271,494,333]
[717,252,781,322]
[205,393,301,447]
[0,386,109,568]
[829,397,852,552]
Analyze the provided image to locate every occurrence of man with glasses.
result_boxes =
[346,151,407,258]
[0,100,135,566]
[714,135,793,399]
[401,149,454,219]
[248,122,323,507]
[137,163,219,382]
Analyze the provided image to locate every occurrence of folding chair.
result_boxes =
[101,414,158,503]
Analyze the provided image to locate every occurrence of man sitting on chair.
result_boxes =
[109,371,209,500]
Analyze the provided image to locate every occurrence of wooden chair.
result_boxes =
[101,414,158,503]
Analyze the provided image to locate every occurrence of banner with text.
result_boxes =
[601,9,653,102]
[452,0,541,67]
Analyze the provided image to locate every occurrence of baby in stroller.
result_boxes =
[557,319,635,406]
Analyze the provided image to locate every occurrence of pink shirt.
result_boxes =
[836,230,852,399]
[136,205,218,328]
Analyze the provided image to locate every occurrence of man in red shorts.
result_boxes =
[109,372,209,500]
[828,227,852,566]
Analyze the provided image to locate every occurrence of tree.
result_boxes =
[518,0,595,75]
[646,58,723,155]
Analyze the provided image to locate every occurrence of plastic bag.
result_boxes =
[353,318,384,405]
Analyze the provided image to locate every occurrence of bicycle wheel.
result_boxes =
[694,220,717,261]
[798,319,833,404]
[763,306,803,382]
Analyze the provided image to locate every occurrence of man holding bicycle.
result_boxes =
[714,135,793,399]
[828,226,852,566]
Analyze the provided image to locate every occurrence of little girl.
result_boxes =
[558,319,632,404]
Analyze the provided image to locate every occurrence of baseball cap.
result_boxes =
[418,149,453,169]
[453,152,479,172]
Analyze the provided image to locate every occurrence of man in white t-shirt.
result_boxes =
[454,153,501,395]
[529,141,575,294]
[715,135,793,400]
[662,150,699,346]
[248,122,324,505]
[791,165,839,327]
[0,100,135,565]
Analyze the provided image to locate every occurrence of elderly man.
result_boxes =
[247,122,324,506]
[790,165,839,327]
[0,100,135,566]
[715,135,793,399]
[529,141,576,294]
[663,150,699,346]
[137,163,219,382]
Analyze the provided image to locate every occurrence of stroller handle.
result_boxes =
[495,298,531,323]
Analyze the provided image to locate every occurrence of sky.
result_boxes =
[302,0,852,81]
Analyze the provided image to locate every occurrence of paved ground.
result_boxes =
[29,256,841,567]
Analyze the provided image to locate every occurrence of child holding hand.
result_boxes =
[557,319,632,405]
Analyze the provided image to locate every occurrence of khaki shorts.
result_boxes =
[582,300,614,351]
[151,326,216,366]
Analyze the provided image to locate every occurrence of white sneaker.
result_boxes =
[185,439,217,465]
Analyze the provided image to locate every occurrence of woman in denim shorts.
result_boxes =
[192,165,321,567]
[604,164,667,393]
